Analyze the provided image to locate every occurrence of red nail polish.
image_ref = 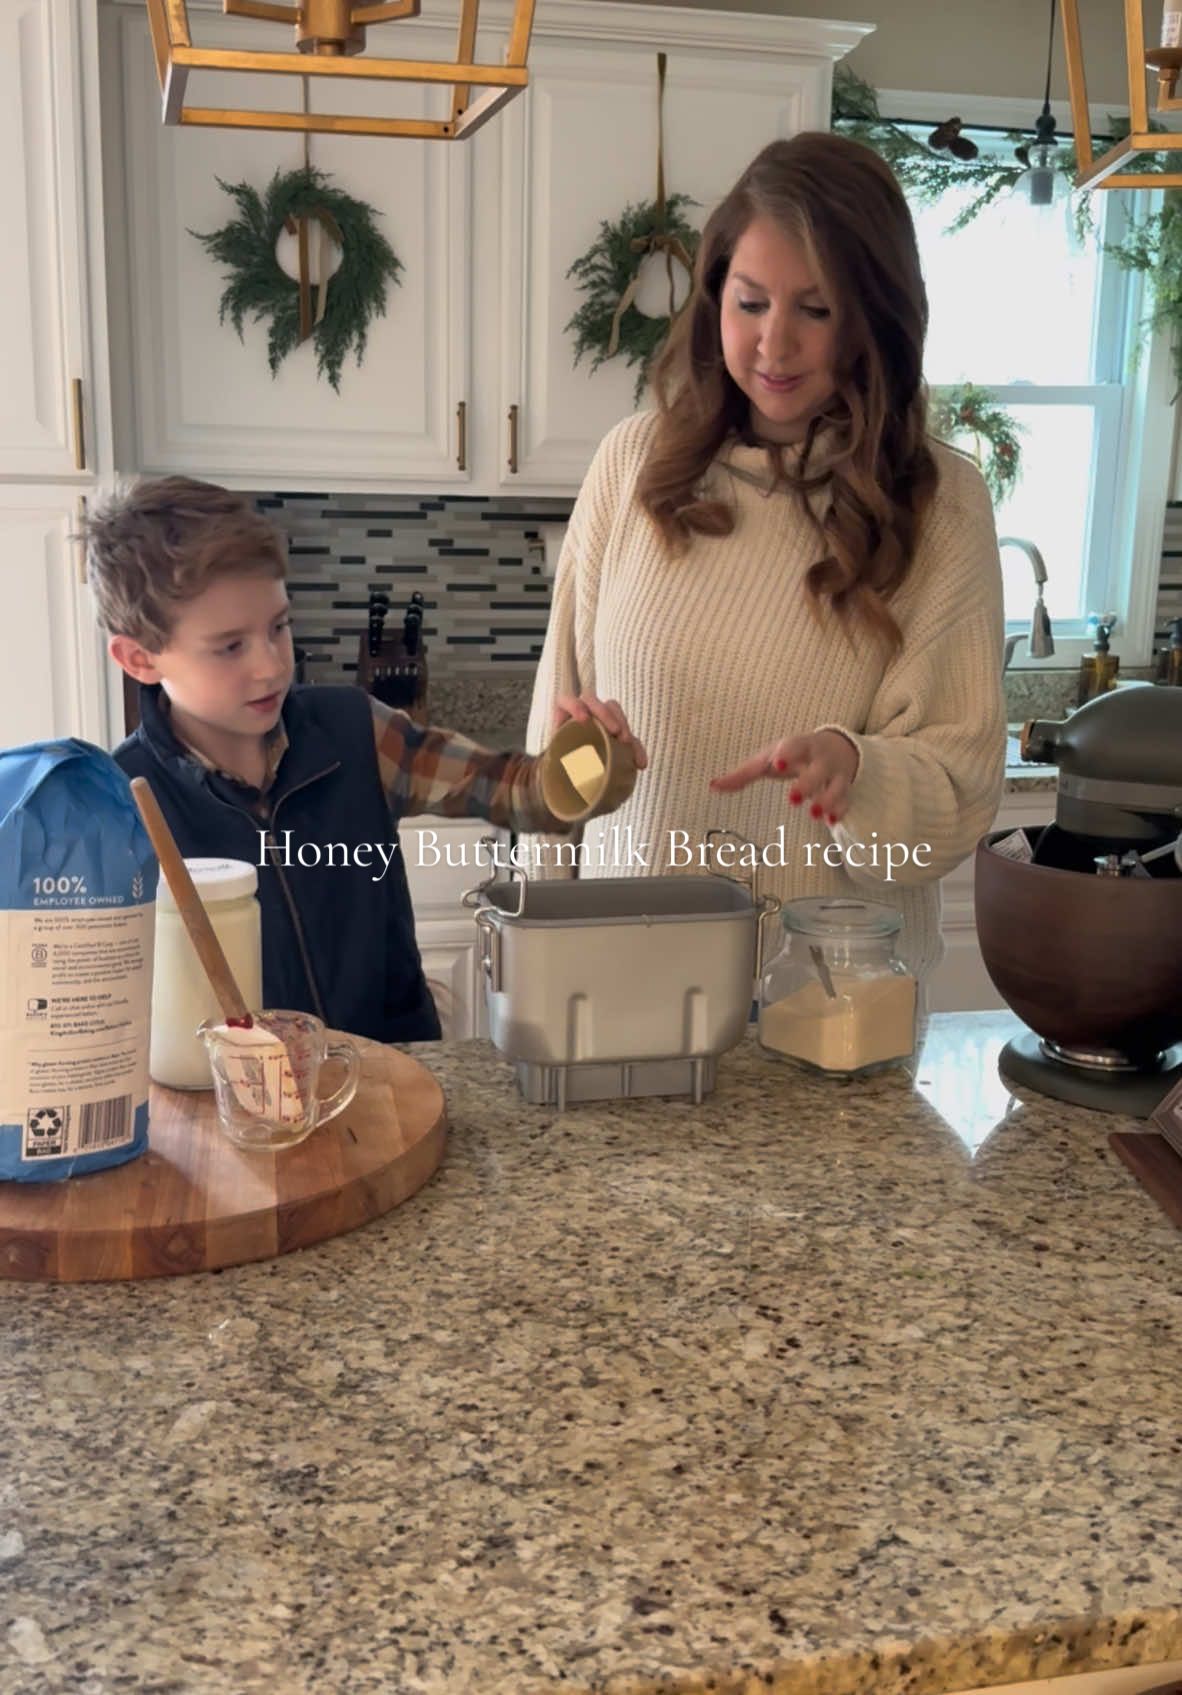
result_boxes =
[810,802,824,819]
[773,757,788,773]
[827,813,838,826]
[789,789,803,806]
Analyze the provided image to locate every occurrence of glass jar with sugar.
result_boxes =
[758,897,916,1078]
[150,858,263,1089]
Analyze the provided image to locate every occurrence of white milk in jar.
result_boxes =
[151,858,262,1089]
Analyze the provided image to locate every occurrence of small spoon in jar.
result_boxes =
[809,945,838,999]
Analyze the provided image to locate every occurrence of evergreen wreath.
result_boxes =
[192,166,402,392]
[930,383,1025,506]
[566,194,700,403]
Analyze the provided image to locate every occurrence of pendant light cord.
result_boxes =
[1042,0,1057,116]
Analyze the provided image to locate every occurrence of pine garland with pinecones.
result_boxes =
[929,383,1025,505]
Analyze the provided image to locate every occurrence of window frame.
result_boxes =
[872,88,1175,668]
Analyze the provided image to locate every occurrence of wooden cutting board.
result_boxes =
[0,1034,446,1282]
[1110,1130,1182,1231]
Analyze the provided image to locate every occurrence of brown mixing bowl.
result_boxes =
[974,832,1182,1061]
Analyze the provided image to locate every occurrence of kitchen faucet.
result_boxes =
[998,536,1055,669]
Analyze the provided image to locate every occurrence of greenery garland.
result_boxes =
[929,384,1025,505]
[834,66,1182,396]
[1090,128,1182,396]
[192,167,402,392]
[832,67,1038,233]
[563,67,1182,467]
[566,195,700,404]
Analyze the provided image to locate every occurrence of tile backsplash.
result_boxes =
[254,490,573,685]
[1158,501,1182,644]
[257,488,1182,728]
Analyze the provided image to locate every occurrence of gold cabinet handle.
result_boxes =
[456,399,467,472]
[75,497,88,585]
[507,403,519,475]
[71,378,87,472]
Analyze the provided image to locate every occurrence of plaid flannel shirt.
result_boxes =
[171,694,561,833]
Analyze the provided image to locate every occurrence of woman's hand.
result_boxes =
[553,691,648,769]
[709,729,858,822]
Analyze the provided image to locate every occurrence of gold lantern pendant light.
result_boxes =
[143,0,537,139]
[1062,0,1182,189]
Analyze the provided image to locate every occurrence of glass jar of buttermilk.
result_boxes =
[150,858,263,1090]
[758,897,917,1078]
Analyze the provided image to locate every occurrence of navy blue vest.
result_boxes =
[114,684,441,1043]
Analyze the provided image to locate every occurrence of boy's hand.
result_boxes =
[709,729,858,823]
[552,692,648,769]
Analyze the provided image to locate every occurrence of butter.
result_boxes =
[559,743,605,803]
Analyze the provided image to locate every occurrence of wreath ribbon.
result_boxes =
[606,52,695,357]
[284,208,343,343]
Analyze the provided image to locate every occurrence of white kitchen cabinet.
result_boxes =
[418,927,482,1043]
[105,4,472,488]
[402,816,507,1039]
[0,487,111,747]
[928,786,1053,1013]
[494,28,830,489]
[0,0,102,481]
[101,0,867,494]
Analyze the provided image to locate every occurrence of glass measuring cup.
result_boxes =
[197,1010,360,1151]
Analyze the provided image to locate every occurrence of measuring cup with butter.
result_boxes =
[539,716,639,824]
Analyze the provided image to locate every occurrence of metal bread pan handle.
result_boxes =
[704,827,782,976]
[474,908,503,993]
[460,836,530,915]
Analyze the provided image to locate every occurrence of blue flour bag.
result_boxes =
[0,741,157,1181]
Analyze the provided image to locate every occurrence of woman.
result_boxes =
[524,132,1005,979]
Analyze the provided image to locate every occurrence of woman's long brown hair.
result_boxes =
[637,132,939,651]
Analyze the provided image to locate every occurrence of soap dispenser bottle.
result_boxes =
[1166,617,1182,686]
[1077,614,1119,706]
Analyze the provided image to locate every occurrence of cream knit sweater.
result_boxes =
[523,410,1006,978]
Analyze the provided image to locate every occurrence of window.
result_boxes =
[901,125,1146,642]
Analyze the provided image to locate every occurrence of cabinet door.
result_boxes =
[418,932,478,1041]
[112,10,471,487]
[0,488,110,748]
[929,789,1053,1012]
[401,818,508,916]
[497,40,820,490]
[0,0,91,479]
[405,818,506,1040]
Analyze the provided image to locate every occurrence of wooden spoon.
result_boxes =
[130,776,253,1025]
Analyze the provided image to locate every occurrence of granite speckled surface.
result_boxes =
[427,673,535,752]
[429,673,1062,794]
[2,1015,1180,1695]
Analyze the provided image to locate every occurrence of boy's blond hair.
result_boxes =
[83,476,287,650]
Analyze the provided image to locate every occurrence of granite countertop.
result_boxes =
[429,678,1061,794]
[3,1014,1179,1695]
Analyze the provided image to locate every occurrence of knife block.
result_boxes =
[356,635,429,723]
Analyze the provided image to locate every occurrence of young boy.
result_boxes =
[86,477,645,1043]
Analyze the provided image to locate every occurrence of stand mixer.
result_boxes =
[974,687,1182,1117]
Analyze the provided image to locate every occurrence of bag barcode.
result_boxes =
[77,1095,132,1150]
